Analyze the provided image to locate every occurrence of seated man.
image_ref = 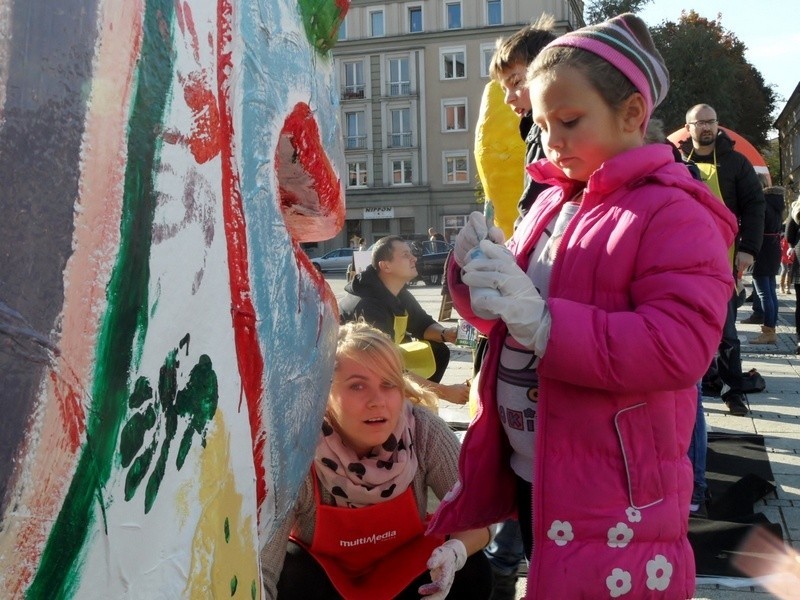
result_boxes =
[339,235,469,405]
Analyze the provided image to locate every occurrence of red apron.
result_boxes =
[293,469,444,600]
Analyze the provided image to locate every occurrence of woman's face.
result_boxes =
[328,355,404,457]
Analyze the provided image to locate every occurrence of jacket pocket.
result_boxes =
[614,403,664,509]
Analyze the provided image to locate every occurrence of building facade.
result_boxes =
[313,0,583,254]
[775,82,800,202]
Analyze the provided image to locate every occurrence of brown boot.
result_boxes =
[750,326,777,344]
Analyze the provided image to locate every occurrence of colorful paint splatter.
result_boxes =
[0,0,347,597]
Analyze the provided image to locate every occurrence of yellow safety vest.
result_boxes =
[688,148,735,267]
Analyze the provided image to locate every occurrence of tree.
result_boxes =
[585,0,652,24]
[649,11,776,149]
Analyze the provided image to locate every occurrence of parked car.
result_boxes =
[410,240,452,286]
[310,247,354,273]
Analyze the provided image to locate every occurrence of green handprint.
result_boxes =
[119,335,218,512]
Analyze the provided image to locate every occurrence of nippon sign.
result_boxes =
[363,207,394,219]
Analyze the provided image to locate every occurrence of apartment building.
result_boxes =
[318,0,584,253]
[775,82,800,200]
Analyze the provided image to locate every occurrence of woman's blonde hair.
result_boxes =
[335,322,439,413]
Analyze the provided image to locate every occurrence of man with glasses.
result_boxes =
[680,104,765,416]
[339,235,470,405]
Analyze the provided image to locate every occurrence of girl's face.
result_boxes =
[530,64,643,182]
[328,355,404,457]
[499,62,532,117]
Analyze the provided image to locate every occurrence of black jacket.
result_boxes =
[338,266,435,341]
[680,130,765,257]
[752,186,785,277]
[517,113,551,219]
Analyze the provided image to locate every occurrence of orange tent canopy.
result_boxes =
[668,126,770,185]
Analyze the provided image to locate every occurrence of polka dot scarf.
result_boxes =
[314,401,418,508]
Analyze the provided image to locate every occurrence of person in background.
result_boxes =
[428,227,445,242]
[784,197,800,354]
[780,231,793,294]
[432,14,735,598]
[680,103,765,416]
[749,177,785,344]
[339,235,469,405]
[645,118,710,519]
[260,322,492,599]
[489,14,557,222]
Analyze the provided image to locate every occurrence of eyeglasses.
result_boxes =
[688,119,718,128]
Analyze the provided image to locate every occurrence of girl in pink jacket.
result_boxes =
[429,13,737,599]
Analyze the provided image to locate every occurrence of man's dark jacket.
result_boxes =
[338,265,435,340]
[680,130,765,257]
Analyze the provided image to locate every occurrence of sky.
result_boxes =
[637,0,799,121]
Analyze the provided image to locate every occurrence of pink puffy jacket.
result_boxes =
[429,144,737,599]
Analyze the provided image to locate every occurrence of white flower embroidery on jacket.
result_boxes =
[546,520,574,546]
[607,522,634,548]
[646,554,673,591]
[606,568,632,597]
[626,506,641,523]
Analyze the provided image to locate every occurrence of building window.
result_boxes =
[487,0,502,25]
[370,10,385,37]
[480,42,494,78]
[440,47,466,80]
[338,17,347,40]
[348,161,368,188]
[389,108,412,147]
[442,99,467,132]
[343,61,365,99]
[345,111,366,149]
[408,6,423,33]
[392,159,413,185]
[444,215,468,242]
[445,2,462,29]
[388,57,410,96]
[444,151,469,184]
[371,218,391,239]
[399,217,415,237]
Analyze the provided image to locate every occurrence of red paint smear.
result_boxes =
[216,0,267,513]
[277,103,340,217]
[181,70,222,164]
[182,1,201,64]
[49,371,85,454]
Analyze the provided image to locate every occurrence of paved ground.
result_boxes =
[326,273,800,599]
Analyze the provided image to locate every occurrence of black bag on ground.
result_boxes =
[740,368,766,394]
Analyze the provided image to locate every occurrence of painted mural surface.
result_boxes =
[0,0,347,597]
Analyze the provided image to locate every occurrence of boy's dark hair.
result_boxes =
[489,14,556,81]
[371,235,404,269]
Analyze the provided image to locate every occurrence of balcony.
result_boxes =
[342,85,365,100]
[345,135,367,150]
[387,81,411,96]
[388,132,412,148]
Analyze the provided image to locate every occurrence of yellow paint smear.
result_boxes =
[184,413,260,599]
[474,80,526,239]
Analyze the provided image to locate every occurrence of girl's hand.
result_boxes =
[462,240,547,349]
[453,211,505,267]
[418,539,467,600]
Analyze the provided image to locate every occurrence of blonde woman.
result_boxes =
[260,322,492,599]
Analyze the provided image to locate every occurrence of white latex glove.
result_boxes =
[461,240,547,349]
[453,211,505,267]
[735,251,754,275]
[418,538,467,600]
[788,248,795,258]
